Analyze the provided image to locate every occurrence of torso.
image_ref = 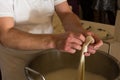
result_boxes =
[13,0,55,34]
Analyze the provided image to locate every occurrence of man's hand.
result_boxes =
[53,32,85,53]
[84,31,103,56]
[53,31,103,56]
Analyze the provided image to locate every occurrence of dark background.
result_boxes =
[67,0,118,25]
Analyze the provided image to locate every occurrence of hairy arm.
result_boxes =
[55,1,86,34]
[0,17,55,50]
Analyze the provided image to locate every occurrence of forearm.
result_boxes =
[0,28,55,50]
[60,12,86,33]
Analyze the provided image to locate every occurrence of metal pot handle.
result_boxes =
[25,67,45,80]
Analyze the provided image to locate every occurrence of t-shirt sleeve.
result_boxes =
[54,0,67,6]
[0,0,14,17]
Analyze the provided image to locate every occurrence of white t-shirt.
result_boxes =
[0,0,66,34]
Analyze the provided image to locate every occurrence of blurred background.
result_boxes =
[67,0,119,25]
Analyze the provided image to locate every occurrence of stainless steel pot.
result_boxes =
[27,49,120,80]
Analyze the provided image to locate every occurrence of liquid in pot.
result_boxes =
[35,68,106,80]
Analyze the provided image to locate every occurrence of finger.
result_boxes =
[94,40,103,49]
[64,47,76,54]
[88,49,96,54]
[67,37,82,45]
[76,34,85,42]
[71,43,82,50]
[88,45,96,54]
[68,49,76,54]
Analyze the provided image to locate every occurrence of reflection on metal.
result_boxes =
[25,67,45,80]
